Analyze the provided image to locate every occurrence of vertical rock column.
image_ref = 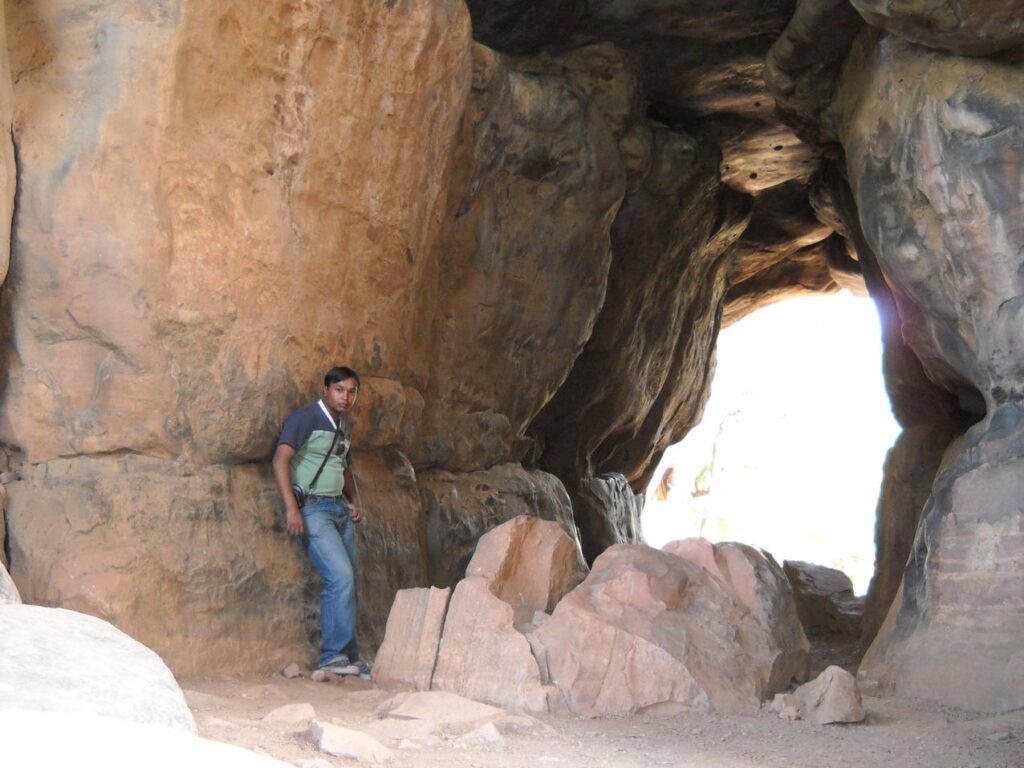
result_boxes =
[814,162,969,643]
[833,33,1024,712]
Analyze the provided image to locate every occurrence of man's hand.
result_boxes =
[286,504,304,537]
[347,501,362,524]
[273,443,303,536]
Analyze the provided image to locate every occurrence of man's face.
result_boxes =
[323,377,359,414]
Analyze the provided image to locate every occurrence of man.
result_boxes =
[272,366,369,676]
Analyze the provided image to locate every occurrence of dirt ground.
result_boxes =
[181,638,1024,768]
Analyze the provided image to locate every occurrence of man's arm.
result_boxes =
[343,465,362,523]
[272,443,304,536]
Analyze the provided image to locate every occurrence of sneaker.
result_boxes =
[351,659,372,679]
[318,654,359,676]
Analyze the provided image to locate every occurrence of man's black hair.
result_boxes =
[324,366,361,388]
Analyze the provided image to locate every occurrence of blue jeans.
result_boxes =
[302,496,358,666]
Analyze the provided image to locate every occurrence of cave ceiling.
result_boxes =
[466,0,846,317]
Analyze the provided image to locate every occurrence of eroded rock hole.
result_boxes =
[644,293,899,597]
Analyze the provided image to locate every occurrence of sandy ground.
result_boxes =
[181,640,1024,768]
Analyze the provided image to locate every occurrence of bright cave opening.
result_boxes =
[643,291,900,595]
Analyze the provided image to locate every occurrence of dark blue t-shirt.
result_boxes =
[278,400,352,495]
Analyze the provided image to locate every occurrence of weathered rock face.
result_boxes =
[1,0,1019,717]
[3,0,472,465]
[834,34,1023,409]
[862,423,960,642]
[414,43,626,472]
[570,474,645,563]
[5,455,318,675]
[765,0,864,143]
[535,544,776,716]
[833,33,1024,712]
[850,0,1024,56]
[813,160,972,644]
[419,463,578,589]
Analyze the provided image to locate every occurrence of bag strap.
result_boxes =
[307,423,342,494]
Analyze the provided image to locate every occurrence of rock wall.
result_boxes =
[3,0,472,465]
[2,0,476,672]
[1,0,720,670]
[0,1,10,292]
[832,31,1024,712]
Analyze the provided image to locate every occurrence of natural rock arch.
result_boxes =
[0,0,1020,713]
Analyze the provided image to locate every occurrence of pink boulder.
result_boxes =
[372,587,451,692]
[534,544,775,716]
[664,538,809,692]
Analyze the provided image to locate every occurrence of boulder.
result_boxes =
[429,516,586,712]
[534,544,775,715]
[0,604,196,733]
[465,515,587,627]
[3,710,292,768]
[372,587,451,692]
[0,558,20,604]
[455,722,505,748]
[770,693,801,721]
[783,560,863,637]
[432,577,548,713]
[664,538,809,691]
[793,665,865,725]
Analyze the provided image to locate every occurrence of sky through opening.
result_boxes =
[643,291,900,594]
